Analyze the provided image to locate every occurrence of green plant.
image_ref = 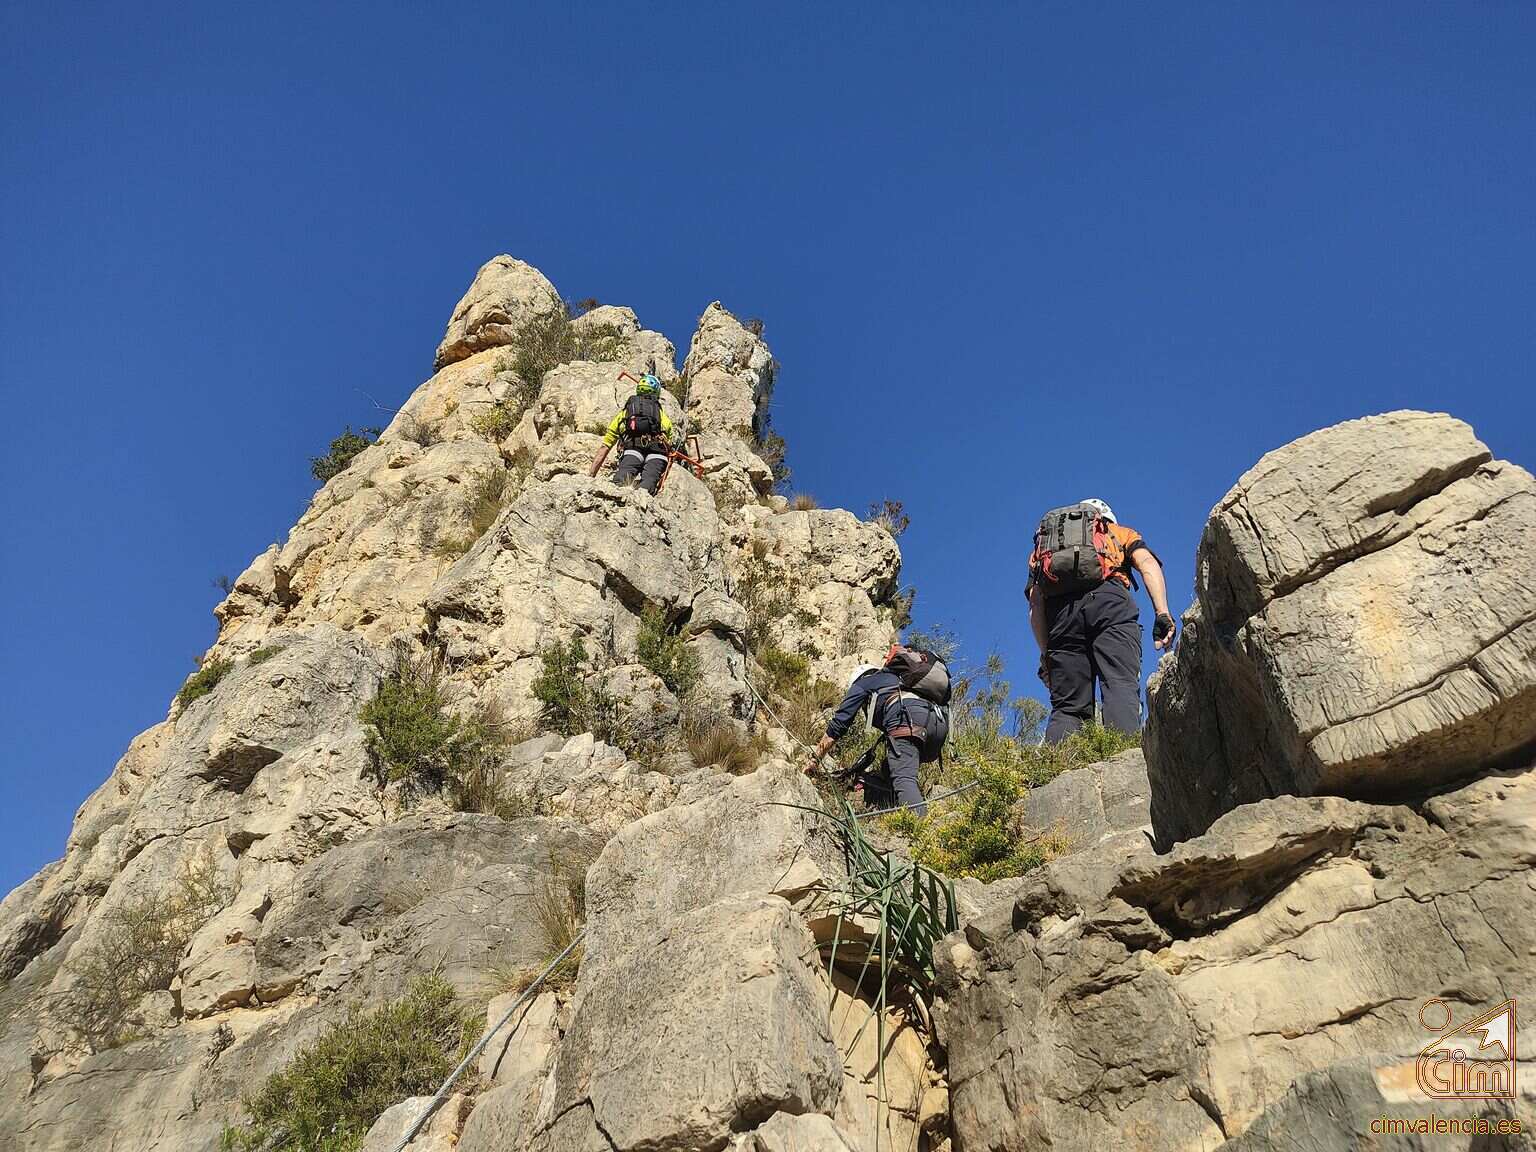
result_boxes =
[435,469,510,559]
[220,974,478,1152]
[805,797,957,1140]
[175,656,233,712]
[469,401,520,442]
[758,646,810,695]
[635,606,701,700]
[866,499,910,537]
[60,851,229,1050]
[506,310,631,387]
[754,645,840,749]
[360,648,508,793]
[753,419,791,490]
[310,426,381,483]
[530,636,622,746]
[246,645,283,666]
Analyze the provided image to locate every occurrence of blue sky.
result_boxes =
[3,3,1533,892]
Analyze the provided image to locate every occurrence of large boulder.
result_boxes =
[435,255,564,369]
[934,762,1536,1151]
[517,768,862,1152]
[1146,411,1536,844]
[1020,747,1152,851]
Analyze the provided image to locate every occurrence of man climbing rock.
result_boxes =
[1028,499,1176,742]
[805,644,950,816]
[588,373,676,494]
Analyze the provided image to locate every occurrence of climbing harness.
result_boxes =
[615,370,706,494]
[389,931,586,1152]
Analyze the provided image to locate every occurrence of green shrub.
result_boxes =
[175,656,232,712]
[221,974,477,1152]
[530,636,621,746]
[310,426,381,483]
[360,648,507,793]
[61,851,229,1050]
[507,311,631,387]
[754,645,840,750]
[758,646,810,696]
[246,645,283,666]
[635,607,700,700]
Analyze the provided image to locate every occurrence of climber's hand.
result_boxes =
[1153,613,1177,651]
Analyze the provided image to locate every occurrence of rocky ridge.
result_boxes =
[1,255,1532,1152]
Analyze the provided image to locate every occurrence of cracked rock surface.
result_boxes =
[1146,410,1536,844]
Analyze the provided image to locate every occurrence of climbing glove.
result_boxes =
[1153,613,1176,646]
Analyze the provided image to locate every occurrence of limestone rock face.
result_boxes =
[732,506,903,681]
[1146,410,1536,843]
[435,254,564,368]
[251,811,603,1003]
[3,254,928,1152]
[934,764,1536,1151]
[425,474,750,720]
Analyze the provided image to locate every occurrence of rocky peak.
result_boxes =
[3,252,1533,1152]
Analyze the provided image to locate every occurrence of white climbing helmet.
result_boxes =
[1082,498,1116,523]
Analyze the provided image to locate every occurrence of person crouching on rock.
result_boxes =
[1027,498,1177,743]
[805,645,952,817]
[588,373,676,495]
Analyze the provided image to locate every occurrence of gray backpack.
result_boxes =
[1031,503,1115,596]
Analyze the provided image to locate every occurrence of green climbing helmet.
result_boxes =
[637,373,662,395]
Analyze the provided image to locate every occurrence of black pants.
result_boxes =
[613,445,669,494]
[1042,581,1142,742]
[864,697,947,817]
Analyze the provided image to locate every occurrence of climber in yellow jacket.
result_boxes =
[588,374,676,495]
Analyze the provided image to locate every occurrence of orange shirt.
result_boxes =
[1102,523,1147,588]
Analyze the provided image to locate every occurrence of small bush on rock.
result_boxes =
[360,648,508,795]
[59,850,229,1050]
[635,606,700,700]
[682,716,763,775]
[246,645,283,666]
[310,426,380,483]
[220,974,477,1152]
[175,656,233,713]
[867,498,910,537]
[530,636,622,746]
[507,310,631,387]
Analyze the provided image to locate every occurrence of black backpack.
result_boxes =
[623,393,663,441]
[1030,503,1116,597]
[883,648,952,706]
